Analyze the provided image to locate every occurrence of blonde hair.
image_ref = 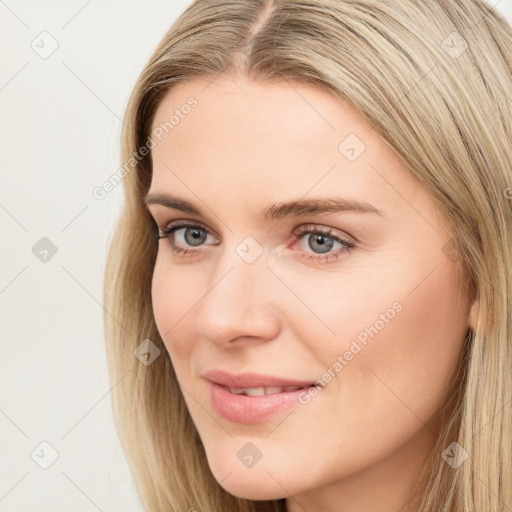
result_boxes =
[103,1,512,510]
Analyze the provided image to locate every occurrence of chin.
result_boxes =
[205,449,290,500]
[216,475,288,501]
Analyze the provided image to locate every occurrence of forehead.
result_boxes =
[149,76,422,220]
[151,75,371,158]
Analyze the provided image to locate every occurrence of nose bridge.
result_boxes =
[194,243,280,345]
[208,233,269,304]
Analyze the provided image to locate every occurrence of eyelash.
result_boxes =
[154,219,355,263]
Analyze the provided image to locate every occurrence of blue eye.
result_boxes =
[155,221,355,262]
[293,226,354,262]
[174,226,208,247]
[156,221,217,254]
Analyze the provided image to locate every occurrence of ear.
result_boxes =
[468,297,480,332]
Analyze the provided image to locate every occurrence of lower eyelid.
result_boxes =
[292,238,353,258]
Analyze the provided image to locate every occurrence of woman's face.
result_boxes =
[147,75,475,510]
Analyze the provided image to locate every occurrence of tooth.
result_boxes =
[283,386,301,392]
[265,386,284,395]
[227,385,305,395]
[244,387,265,396]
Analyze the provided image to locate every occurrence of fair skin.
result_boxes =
[146,75,477,512]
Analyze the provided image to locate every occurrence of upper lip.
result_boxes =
[203,369,316,388]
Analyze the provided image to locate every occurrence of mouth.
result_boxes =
[202,369,318,389]
[209,382,320,424]
[220,384,316,396]
[202,369,321,423]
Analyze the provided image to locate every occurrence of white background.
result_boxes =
[1,1,511,510]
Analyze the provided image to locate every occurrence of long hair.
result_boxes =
[103,1,512,510]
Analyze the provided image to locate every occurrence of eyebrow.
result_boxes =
[143,192,383,219]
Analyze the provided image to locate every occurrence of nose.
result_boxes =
[194,252,281,347]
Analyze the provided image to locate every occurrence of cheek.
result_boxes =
[322,260,468,428]
[267,261,469,483]
[151,255,203,359]
[289,253,468,432]
[377,265,468,405]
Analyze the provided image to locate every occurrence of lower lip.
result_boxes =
[209,381,312,424]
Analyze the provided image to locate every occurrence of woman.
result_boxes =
[103,1,512,510]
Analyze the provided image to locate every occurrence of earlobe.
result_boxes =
[468,298,480,332]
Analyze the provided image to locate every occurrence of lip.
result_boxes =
[203,369,318,424]
[208,381,314,424]
[203,369,316,388]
